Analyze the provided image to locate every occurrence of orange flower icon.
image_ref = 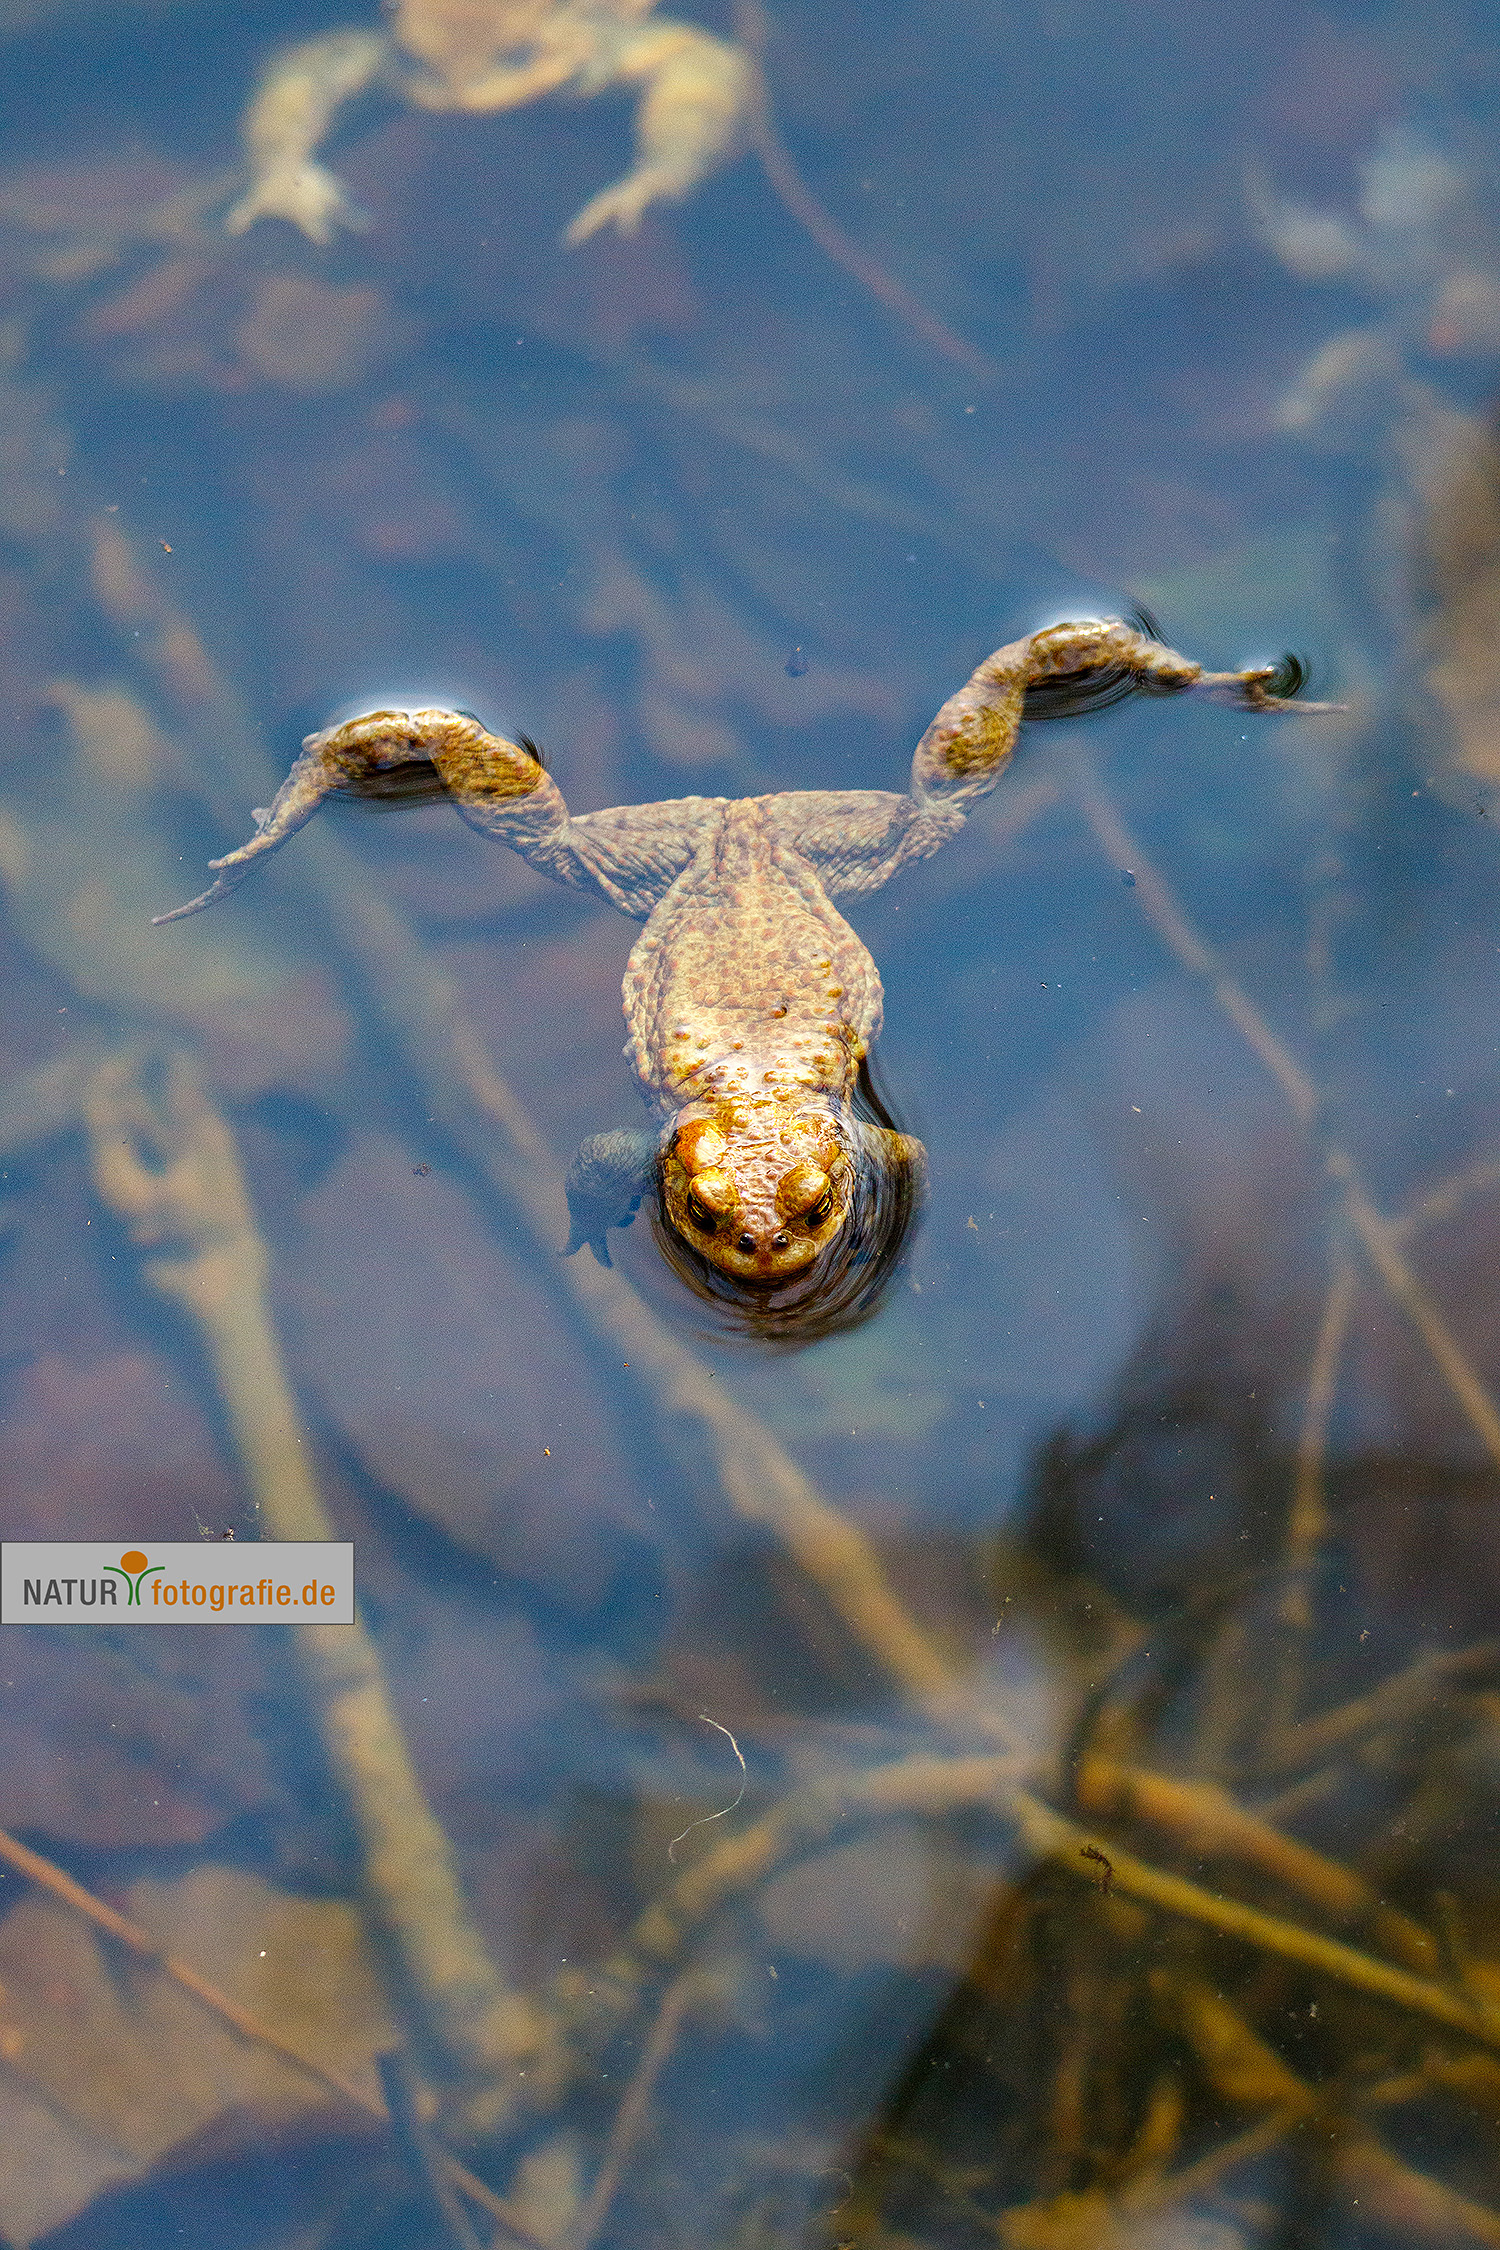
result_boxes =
[103,1549,164,1605]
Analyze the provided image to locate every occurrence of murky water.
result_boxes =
[3,1,1500,2245]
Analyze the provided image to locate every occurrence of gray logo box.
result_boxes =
[1,1543,355,1623]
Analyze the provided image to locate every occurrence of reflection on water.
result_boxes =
[3,0,1500,2245]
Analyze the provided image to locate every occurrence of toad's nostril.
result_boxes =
[772,1231,789,1249]
[737,1232,755,1254]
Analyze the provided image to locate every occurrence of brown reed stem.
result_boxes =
[570,1745,1493,2068]
[1284,1251,1357,1621]
[82,1048,547,2134]
[733,0,999,383]
[567,1973,702,2250]
[0,1822,382,2116]
[1021,1791,1500,2050]
[0,1822,544,2247]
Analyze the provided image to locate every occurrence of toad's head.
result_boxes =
[654,1096,924,1341]
[661,1105,850,1285]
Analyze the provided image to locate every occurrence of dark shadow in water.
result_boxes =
[816,1278,1500,2250]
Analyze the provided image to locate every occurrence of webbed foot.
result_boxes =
[564,1130,657,1266]
[563,173,661,245]
[225,163,365,245]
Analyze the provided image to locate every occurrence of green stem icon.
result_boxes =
[102,1551,165,1606]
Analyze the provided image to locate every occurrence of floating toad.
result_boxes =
[226,0,753,248]
[158,620,1318,1335]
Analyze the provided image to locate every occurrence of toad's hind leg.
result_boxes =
[910,617,1336,817]
[154,709,560,923]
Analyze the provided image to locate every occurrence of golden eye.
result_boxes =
[685,1165,736,1234]
[778,1159,832,1221]
[686,1193,718,1235]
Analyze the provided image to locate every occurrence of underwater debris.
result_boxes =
[1252,124,1500,442]
[0,1857,390,2246]
[666,1713,748,1863]
[82,1048,554,2137]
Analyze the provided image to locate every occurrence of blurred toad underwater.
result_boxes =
[224,0,755,251]
[1,1,1500,2249]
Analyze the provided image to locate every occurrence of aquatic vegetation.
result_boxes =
[84,1049,551,2136]
[0,1857,392,2245]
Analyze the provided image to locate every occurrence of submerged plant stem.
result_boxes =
[1072,1756,1435,1973]
[1261,1639,1500,1779]
[574,1752,1024,2036]
[0,1822,544,2246]
[567,1972,702,2250]
[82,1049,545,2133]
[0,1821,381,2115]
[1259,1247,1359,1745]
[1326,1144,1500,1466]
[734,0,999,382]
[578,1742,1500,2070]
[1284,1251,1357,1615]
[1019,1792,1500,2051]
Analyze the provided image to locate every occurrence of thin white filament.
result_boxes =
[667,1714,748,1863]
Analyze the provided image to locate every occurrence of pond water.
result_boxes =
[2,0,1500,2244]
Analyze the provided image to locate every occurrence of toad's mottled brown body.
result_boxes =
[621,793,906,1280]
[159,621,1316,1310]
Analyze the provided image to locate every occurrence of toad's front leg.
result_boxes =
[563,21,753,244]
[154,709,561,923]
[226,29,390,243]
[563,1129,657,1265]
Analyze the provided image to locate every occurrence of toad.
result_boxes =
[226,0,753,248]
[158,619,1320,1334]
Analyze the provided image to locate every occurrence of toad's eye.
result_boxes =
[686,1166,736,1232]
[778,1159,833,1223]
